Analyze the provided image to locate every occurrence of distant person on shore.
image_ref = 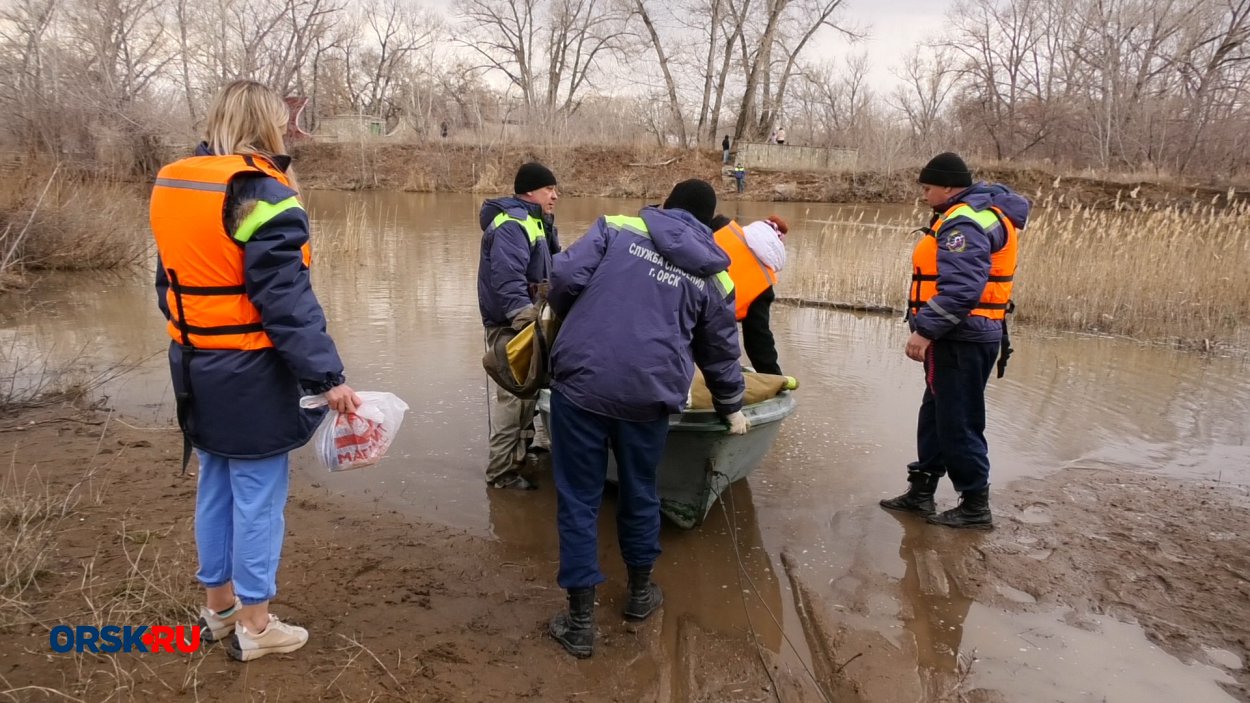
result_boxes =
[440,120,449,139]
[879,152,1030,530]
[544,179,748,658]
[775,127,786,145]
[732,164,746,193]
[722,134,731,164]
[477,162,561,490]
[709,214,788,375]
[150,79,361,661]
[768,130,777,144]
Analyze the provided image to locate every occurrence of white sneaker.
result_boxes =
[226,615,308,661]
[197,599,240,642]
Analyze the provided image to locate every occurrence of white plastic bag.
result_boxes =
[300,391,410,471]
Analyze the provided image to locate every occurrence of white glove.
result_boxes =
[725,411,750,435]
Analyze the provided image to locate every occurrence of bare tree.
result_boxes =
[731,0,855,141]
[456,0,624,114]
[793,54,870,145]
[755,0,855,137]
[456,0,540,106]
[65,0,172,109]
[1173,0,1250,173]
[343,0,439,120]
[889,46,958,152]
[632,0,687,145]
[0,0,59,150]
[732,0,784,141]
[545,0,627,113]
[706,0,750,142]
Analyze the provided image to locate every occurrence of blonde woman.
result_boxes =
[150,80,360,661]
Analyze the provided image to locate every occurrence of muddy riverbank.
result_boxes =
[2,191,1248,701]
[1,402,1246,702]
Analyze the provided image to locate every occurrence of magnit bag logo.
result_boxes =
[49,625,202,653]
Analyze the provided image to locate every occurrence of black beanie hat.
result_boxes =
[662,179,717,226]
[918,152,972,187]
[514,162,557,194]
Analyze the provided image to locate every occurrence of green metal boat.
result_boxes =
[536,390,797,528]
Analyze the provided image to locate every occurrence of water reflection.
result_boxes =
[886,510,976,696]
[2,191,1248,701]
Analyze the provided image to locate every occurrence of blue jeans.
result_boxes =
[910,339,999,493]
[734,176,745,193]
[550,390,669,589]
[194,450,290,605]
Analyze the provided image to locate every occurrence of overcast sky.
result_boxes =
[830,0,953,86]
[429,0,956,95]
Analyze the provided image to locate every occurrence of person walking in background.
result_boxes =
[544,179,748,658]
[709,214,789,375]
[722,134,731,164]
[775,127,787,145]
[150,80,360,661]
[732,164,746,193]
[477,162,561,490]
[879,152,1029,530]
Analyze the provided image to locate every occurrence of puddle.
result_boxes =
[1206,647,1245,671]
[1018,504,1054,525]
[995,583,1037,605]
[964,609,1238,702]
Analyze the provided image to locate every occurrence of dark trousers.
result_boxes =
[742,286,781,375]
[911,339,999,493]
[550,389,669,589]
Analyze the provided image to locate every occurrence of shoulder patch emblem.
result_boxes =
[944,233,967,252]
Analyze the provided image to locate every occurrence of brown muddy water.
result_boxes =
[3,191,1248,701]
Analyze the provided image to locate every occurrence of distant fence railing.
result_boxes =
[735,142,858,172]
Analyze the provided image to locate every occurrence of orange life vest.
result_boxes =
[150,154,311,351]
[909,201,1018,321]
[714,220,778,320]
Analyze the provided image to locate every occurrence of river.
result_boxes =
[2,191,1247,701]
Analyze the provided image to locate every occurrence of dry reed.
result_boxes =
[0,468,79,604]
[312,199,368,254]
[0,167,151,277]
[781,194,1250,347]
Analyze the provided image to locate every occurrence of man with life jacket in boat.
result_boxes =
[709,213,789,376]
[880,152,1030,530]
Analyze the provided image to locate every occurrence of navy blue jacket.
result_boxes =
[549,206,746,422]
[476,197,559,327]
[155,147,345,458]
[911,182,1031,344]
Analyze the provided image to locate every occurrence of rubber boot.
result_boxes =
[879,472,940,516]
[549,587,595,658]
[927,488,993,530]
[623,567,663,621]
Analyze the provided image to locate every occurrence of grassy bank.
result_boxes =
[783,195,1250,349]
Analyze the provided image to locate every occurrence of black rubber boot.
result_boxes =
[927,488,993,530]
[623,567,663,621]
[879,472,940,516]
[549,587,595,658]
